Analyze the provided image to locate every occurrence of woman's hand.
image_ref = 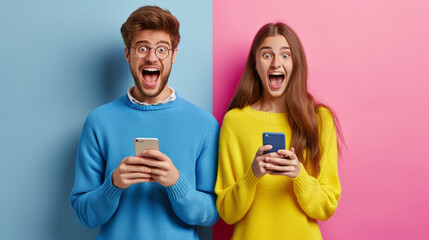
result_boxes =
[251,145,281,178]
[265,147,301,178]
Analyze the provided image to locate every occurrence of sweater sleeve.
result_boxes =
[70,115,124,228]
[214,114,261,224]
[165,118,220,226]
[291,109,341,221]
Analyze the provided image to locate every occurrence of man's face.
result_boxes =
[125,30,177,103]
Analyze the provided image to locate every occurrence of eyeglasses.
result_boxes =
[131,44,172,59]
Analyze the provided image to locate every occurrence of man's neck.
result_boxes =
[131,85,172,104]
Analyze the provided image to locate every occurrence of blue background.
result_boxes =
[0,0,213,239]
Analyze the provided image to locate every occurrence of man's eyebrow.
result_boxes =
[134,40,149,46]
[156,40,171,47]
[134,40,171,47]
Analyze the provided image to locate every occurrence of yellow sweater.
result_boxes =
[215,106,341,240]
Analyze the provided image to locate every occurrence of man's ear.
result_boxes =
[171,48,177,64]
[125,46,130,63]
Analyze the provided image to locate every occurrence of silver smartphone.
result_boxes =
[134,138,159,156]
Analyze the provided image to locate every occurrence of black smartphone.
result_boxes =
[262,132,286,154]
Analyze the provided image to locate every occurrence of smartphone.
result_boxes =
[262,132,286,154]
[134,138,159,156]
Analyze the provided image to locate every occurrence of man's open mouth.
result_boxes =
[268,73,285,89]
[142,68,160,87]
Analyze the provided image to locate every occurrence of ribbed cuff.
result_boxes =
[241,166,261,190]
[102,172,124,201]
[291,163,311,194]
[166,174,191,200]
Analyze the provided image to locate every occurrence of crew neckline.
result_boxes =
[242,105,288,123]
[127,86,176,106]
[122,92,179,111]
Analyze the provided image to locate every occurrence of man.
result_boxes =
[70,6,219,239]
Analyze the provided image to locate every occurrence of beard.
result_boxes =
[134,72,169,98]
[131,64,172,100]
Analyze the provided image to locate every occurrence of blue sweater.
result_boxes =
[70,93,220,240]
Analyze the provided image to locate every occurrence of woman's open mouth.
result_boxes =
[268,73,285,89]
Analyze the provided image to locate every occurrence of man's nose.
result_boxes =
[146,48,158,62]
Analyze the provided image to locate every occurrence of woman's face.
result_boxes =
[255,35,293,99]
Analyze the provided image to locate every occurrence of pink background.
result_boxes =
[212,0,429,239]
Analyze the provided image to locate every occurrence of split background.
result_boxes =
[0,0,428,239]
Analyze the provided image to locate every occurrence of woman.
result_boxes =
[215,22,342,239]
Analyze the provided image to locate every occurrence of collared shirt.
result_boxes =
[127,86,176,106]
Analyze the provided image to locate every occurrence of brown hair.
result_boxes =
[229,22,343,176]
[121,6,180,49]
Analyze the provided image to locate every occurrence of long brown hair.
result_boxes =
[229,22,342,176]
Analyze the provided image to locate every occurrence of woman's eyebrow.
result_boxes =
[259,46,291,51]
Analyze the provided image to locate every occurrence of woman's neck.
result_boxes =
[251,94,287,113]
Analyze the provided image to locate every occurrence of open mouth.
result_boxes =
[268,73,285,89]
[142,68,160,87]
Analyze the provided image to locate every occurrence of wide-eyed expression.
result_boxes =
[255,35,293,99]
[125,30,177,103]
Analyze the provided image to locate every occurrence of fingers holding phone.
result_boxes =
[111,138,159,189]
[134,138,179,187]
[266,147,301,178]
[260,132,301,178]
[252,132,287,178]
[253,149,285,176]
[252,145,275,178]
[112,156,156,189]
[137,149,180,187]
[112,138,180,188]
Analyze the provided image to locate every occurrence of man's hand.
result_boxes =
[112,157,155,189]
[136,150,180,187]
